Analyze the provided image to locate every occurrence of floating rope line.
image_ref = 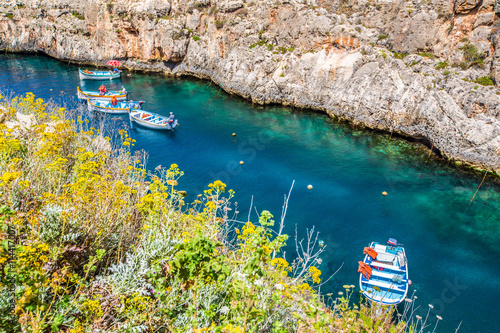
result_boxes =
[206,83,224,103]
[216,83,223,96]
[467,171,488,209]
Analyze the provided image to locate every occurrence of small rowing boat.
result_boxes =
[129,110,178,131]
[87,98,144,114]
[79,68,121,80]
[359,239,409,306]
[77,87,127,102]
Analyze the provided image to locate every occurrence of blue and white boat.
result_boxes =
[79,68,121,80]
[87,98,144,114]
[129,110,178,131]
[77,87,127,102]
[359,239,409,306]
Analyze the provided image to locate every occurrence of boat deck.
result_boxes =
[360,241,409,306]
[368,261,405,272]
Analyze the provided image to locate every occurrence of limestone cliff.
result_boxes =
[1,0,500,174]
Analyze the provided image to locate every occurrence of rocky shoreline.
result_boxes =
[1,0,500,174]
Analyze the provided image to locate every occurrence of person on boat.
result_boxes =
[99,84,107,96]
[83,69,91,74]
[113,67,119,73]
[110,96,118,107]
[121,86,127,94]
[167,112,175,127]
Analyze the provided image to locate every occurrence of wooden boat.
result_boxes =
[359,239,409,306]
[87,98,144,114]
[77,87,127,102]
[129,110,178,131]
[79,68,121,80]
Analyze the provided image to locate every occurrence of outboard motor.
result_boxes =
[388,238,398,246]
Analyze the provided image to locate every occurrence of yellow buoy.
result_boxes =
[382,191,388,196]
[239,161,244,165]
[232,133,236,137]
[307,185,313,190]
[50,89,53,91]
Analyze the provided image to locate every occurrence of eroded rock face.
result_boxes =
[455,0,481,14]
[1,0,500,174]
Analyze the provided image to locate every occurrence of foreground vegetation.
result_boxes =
[0,93,411,332]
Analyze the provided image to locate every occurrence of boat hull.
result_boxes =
[87,99,143,114]
[130,110,178,130]
[79,68,121,80]
[77,87,127,102]
[359,242,409,306]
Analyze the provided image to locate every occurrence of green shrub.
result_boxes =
[435,61,448,70]
[215,20,224,29]
[192,35,200,41]
[393,52,408,60]
[418,52,436,59]
[6,13,13,19]
[270,46,295,54]
[474,75,494,86]
[377,34,388,41]
[459,42,486,68]
[72,10,84,20]
[443,70,451,75]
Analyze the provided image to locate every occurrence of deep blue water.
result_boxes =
[1,53,500,332]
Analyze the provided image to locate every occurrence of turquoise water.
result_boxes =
[1,53,500,332]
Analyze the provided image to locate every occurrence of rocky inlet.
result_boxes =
[1,0,500,174]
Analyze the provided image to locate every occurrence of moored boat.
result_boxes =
[79,68,121,80]
[77,87,127,102]
[87,98,144,114]
[359,239,409,306]
[129,110,178,131]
